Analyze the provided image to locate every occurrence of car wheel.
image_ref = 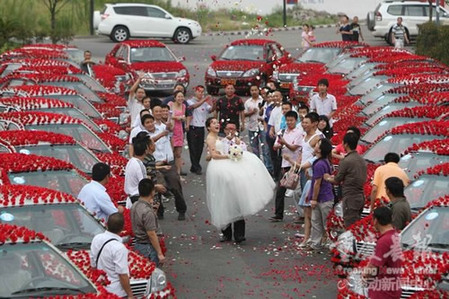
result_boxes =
[111,26,129,42]
[174,28,192,44]
[386,32,393,46]
[206,86,219,95]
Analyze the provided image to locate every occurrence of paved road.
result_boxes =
[72,27,396,298]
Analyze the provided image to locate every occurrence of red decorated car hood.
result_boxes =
[130,61,186,73]
[277,62,325,73]
[209,60,265,71]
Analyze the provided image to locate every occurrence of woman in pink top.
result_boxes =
[169,91,186,175]
[301,24,315,50]
[332,126,364,160]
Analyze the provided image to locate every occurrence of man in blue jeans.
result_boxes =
[130,178,165,266]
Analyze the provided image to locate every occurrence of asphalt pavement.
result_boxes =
[71,26,403,298]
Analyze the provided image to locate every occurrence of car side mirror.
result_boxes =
[211,55,217,61]
[165,14,171,19]
[117,59,126,64]
[177,56,185,62]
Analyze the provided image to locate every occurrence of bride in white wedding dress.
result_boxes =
[205,117,275,230]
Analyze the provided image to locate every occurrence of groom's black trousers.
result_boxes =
[222,219,245,241]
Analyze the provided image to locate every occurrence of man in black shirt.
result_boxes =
[214,84,245,134]
[339,15,353,41]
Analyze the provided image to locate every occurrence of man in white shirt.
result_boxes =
[147,105,187,220]
[90,213,133,298]
[128,76,146,128]
[124,137,149,208]
[221,122,248,154]
[78,163,123,221]
[244,85,263,158]
[270,111,303,222]
[309,78,337,127]
[186,85,212,175]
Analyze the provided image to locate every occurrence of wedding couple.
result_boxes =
[205,117,275,243]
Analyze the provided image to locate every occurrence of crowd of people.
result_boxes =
[74,74,412,298]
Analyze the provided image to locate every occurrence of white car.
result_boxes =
[95,3,202,44]
[367,0,449,42]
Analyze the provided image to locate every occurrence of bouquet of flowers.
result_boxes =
[228,144,243,161]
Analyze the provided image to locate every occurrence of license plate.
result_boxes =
[280,83,291,89]
[221,79,236,86]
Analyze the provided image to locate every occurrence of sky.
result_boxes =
[172,0,382,17]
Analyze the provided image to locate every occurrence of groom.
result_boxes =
[220,121,247,244]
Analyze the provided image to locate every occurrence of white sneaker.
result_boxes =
[285,189,294,197]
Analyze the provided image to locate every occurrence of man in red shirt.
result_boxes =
[363,207,403,299]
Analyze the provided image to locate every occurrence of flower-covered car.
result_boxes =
[363,120,449,163]
[0,96,102,132]
[105,40,189,93]
[0,111,126,153]
[337,196,449,298]
[20,43,85,64]
[205,39,291,95]
[360,106,449,145]
[400,138,449,180]
[0,185,175,298]
[0,130,127,177]
[0,223,112,298]
[272,41,364,92]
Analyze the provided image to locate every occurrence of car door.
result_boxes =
[403,5,426,35]
[146,6,176,37]
[114,6,150,36]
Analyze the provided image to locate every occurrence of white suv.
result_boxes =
[95,3,202,44]
[367,0,449,41]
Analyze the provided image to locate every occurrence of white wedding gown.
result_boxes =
[206,139,275,228]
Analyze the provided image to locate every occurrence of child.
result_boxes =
[351,16,364,42]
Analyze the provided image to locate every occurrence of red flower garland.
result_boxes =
[386,83,449,95]
[370,106,449,128]
[0,184,77,207]
[0,111,82,126]
[404,138,449,156]
[0,223,48,244]
[15,65,82,75]
[373,66,448,77]
[96,132,127,152]
[417,162,449,178]
[2,85,78,96]
[388,74,449,85]
[0,130,75,147]
[95,152,127,176]
[0,96,74,110]
[312,41,368,49]
[94,119,123,134]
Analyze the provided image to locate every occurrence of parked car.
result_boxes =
[205,39,291,95]
[367,0,449,42]
[105,40,189,93]
[0,185,174,298]
[96,3,202,43]
[0,222,107,297]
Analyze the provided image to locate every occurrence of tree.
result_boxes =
[40,0,73,43]
[429,0,433,21]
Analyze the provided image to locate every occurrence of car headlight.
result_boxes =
[147,267,167,294]
[336,230,356,256]
[242,68,260,77]
[119,112,129,125]
[178,69,187,77]
[207,67,216,77]
[272,70,279,80]
[334,201,343,218]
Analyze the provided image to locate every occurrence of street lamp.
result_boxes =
[283,0,287,27]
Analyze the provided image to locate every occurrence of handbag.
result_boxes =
[280,163,300,190]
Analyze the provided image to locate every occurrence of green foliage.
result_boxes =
[416,22,449,65]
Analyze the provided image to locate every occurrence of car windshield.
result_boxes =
[364,102,422,126]
[73,74,107,93]
[361,93,407,116]
[325,53,348,69]
[43,95,102,119]
[0,64,22,78]
[401,206,449,251]
[361,118,428,144]
[346,62,378,81]
[219,45,264,61]
[405,175,449,211]
[130,47,176,62]
[0,204,104,249]
[40,82,103,104]
[297,48,340,64]
[327,57,366,75]
[363,134,445,163]
[35,108,101,132]
[16,144,99,175]
[400,152,449,180]
[357,84,398,107]
[348,76,388,96]
[0,242,96,297]
[26,124,111,153]
[8,169,88,197]
[65,48,84,64]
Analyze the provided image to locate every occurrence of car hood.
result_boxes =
[209,60,265,71]
[130,61,186,73]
